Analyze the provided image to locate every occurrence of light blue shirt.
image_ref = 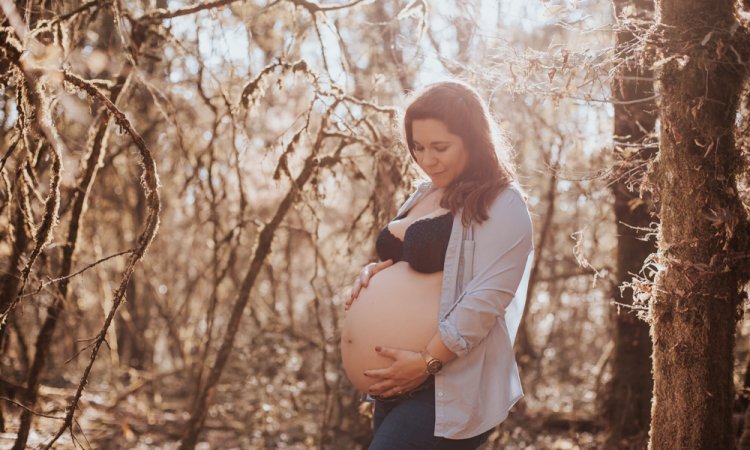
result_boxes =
[393,180,535,439]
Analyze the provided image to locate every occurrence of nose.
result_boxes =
[421,149,438,167]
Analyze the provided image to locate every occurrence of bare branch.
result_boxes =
[140,0,244,23]
[289,0,369,14]
[0,65,65,334]
[40,68,161,450]
[0,396,65,420]
[20,249,135,298]
[56,0,112,22]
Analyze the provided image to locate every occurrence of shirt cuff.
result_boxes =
[438,319,471,358]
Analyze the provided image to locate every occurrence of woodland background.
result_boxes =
[1,0,750,449]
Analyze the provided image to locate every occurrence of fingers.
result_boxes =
[360,263,374,288]
[346,260,395,311]
[345,278,362,310]
[376,259,394,271]
[374,346,399,360]
[363,367,389,378]
[363,260,392,288]
[382,386,404,397]
[367,260,393,286]
[361,348,399,376]
[368,381,413,397]
[367,380,399,396]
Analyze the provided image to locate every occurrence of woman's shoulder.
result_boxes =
[488,182,529,213]
[482,182,533,236]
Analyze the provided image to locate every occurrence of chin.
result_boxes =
[429,177,449,188]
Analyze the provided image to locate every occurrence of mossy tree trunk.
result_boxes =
[605,1,657,448]
[741,353,750,449]
[648,0,750,448]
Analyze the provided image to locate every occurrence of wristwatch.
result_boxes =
[420,349,444,375]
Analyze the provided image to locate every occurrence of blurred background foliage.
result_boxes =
[1,0,749,449]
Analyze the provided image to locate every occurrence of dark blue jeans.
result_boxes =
[368,380,492,449]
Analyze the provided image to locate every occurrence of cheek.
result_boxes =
[452,151,469,173]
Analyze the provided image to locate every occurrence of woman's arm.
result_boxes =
[437,188,534,357]
[424,333,457,364]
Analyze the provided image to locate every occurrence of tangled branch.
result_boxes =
[36,70,161,449]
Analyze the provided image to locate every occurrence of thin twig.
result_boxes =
[140,0,243,22]
[19,249,135,298]
[56,0,111,22]
[0,396,65,420]
[289,0,369,14]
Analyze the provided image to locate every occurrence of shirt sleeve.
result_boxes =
[438,187,535,357]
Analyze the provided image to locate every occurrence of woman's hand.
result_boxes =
[345,259,394,310]
[363,346,429,397]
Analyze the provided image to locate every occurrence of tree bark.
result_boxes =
[740,351,750,449]
[648,1,750,448]
[604,1,657,448]
[741,404,750,450]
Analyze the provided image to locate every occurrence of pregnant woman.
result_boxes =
[340,80,535,449]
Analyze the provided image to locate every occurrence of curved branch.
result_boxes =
[41,69,161,450]
[289,0,369,14]
[0,69,64,332]
[139,0,243,23]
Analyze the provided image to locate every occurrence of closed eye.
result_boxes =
[414,145,448,152]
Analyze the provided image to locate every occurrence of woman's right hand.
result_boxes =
[345,259,394,310]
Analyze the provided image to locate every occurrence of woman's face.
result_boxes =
[411,118,469,188]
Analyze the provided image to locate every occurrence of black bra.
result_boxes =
[375,211,453,273]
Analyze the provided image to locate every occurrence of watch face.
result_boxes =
[427,359,443,374]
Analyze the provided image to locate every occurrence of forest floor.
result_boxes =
[1,380,607,450]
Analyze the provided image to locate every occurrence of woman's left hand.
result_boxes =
[364,346,429,397]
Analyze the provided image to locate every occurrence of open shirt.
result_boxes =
[387,180,535,439]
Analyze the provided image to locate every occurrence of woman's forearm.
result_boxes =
[425,331,457,364]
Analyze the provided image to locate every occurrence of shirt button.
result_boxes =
[438,392,444,397]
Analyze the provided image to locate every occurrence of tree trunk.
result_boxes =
[740,403,750,450]
[740,351,750,449]
[604,1,657,448]
[648,1,750,448]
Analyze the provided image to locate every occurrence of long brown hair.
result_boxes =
[403,80,516,225]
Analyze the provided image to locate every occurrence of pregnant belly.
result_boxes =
[341,262,442,392]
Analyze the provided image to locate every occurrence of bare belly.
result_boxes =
[340,262,442,392]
